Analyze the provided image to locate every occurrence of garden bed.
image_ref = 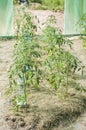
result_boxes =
[2,8,86,130]
[5,88,86,130]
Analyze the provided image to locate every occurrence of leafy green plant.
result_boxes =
[78,13,86,49]
[8,7,85,111]
[9,8,42,111]
[29,0,64,10]
[41,0,64,10]
[42,25,83,96]
[78,14,86,34]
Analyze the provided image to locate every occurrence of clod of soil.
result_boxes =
[18,120,25,127]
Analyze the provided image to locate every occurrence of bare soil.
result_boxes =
[0,40,14,130]
[29,10,64,34]
[0,9,86,130]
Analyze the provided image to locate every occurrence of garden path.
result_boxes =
[29,10,64,34]
[0,40,14,130]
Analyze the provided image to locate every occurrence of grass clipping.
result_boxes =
[6,89,86,130]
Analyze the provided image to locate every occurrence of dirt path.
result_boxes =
[29,10,64,34]
[0,40,14,130]
[0,10,86,130]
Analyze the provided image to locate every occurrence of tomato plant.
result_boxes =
[42,25,84,96]
[9,8,42,111]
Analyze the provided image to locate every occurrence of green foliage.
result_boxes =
[30,0,64,10]
[41,0,64,10]
[8,8,85,111]
[9,8,42,111]
[78,14,86,49]
[30,0,41,3]
[13,0,18,4]
[42,23,83,96]
[14,0,64,10]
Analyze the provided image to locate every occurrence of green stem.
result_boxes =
[23,74,27,111]
[66,53,69,96]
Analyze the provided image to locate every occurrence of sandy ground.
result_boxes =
[29,10,64,34]
[0,9,86,130]
[0,40,15,130]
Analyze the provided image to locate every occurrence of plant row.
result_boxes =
[8,9,84,111]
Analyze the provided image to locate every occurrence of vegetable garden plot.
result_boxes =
[0,2,86,129]
[5,8,86,130]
